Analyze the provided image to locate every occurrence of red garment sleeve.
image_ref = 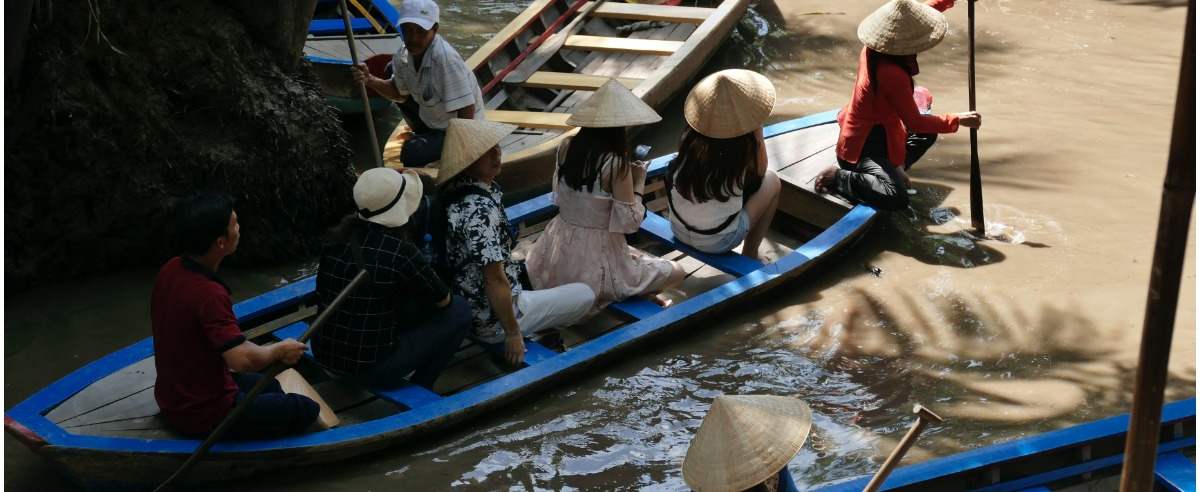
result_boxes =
[927,0,955,12]
[878,63,960,134]
[199,291,246,353]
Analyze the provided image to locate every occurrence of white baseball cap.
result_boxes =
[398,0,439,31]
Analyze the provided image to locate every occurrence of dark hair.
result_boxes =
[669,127,758,203]
[559,127,630,192]
[865,49,919,95]
[175,192,235,256]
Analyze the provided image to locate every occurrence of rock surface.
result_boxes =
[5,0,355,290]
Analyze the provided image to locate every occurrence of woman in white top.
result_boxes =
[668,69,781,260]
[527,80,685,310]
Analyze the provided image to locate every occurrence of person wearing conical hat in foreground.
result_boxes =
[814,0,983,211]
[683,395,812,492]
[525,80,686,312]
[432,119,596,367]
[312,168,472,390]
[668,69,782,261]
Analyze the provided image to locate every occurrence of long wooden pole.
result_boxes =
[863,405,944,492]
[1118,2,1195,490]
[153,271,370,491]
[967,0,985,233]
[340,0,383,168]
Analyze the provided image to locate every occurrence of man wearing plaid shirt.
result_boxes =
[352,0,485,167]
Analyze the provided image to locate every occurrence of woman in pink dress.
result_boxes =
[526,80,685,311]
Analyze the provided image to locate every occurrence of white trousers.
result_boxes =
[481,283,595,343]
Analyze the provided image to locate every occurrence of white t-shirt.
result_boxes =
[669,180,743,235]
[391,35,485,130]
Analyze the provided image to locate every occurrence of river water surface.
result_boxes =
[5,0,1194,490]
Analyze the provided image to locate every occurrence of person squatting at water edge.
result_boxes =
[432,118,597,367]
[682,395,812,492]
[151,192,320,439]
[668,69,782,261]
[526,79,687,312]
[313,168,473,390]
[351,0,485,167]
[814,0,983,211]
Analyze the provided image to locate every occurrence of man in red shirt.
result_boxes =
[151,192,318,438]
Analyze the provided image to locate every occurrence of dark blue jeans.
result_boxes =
[227,372,320,440]
[366,295,473,389]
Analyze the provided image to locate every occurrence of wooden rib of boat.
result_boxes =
[797,398,1196,492]
[4,112,872,490]
[382,0,752,193]
[303,0,402,114]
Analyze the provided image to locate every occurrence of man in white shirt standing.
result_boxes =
[352,0,486,167]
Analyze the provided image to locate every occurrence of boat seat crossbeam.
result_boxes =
[562,35,683,56]
[591,2,715,24]
[638,212,764,277]
[486,110,574,130]
[521,72,642,91]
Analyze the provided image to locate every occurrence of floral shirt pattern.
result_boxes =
[444,177,524,340]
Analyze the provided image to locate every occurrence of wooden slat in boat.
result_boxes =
[521,72,642,91]
[592,2,714,24]
[486,110,574,130]
[563,35,683,56]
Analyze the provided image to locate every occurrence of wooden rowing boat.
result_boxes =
[798,398,1196,491]
[4,111,872,489]
[303,0,402,114]
[382,0,752,194]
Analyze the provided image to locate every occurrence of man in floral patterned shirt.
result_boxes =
[435,119,595,366]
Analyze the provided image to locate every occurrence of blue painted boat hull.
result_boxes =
[4,112,878,489]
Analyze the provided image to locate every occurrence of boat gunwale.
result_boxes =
[5,112,873,469]
[811,398,1197,491]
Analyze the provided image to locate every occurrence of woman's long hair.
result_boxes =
[669,127,758,203]
[865,48,919,94]
[559,127,630,193]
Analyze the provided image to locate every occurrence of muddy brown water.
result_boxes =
[5,1,1194,490]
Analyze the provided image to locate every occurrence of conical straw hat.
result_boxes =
[684,69,776,139]
[565,79,661,128]
[857,0,948,56]
[435,118,517,186]
[682,395,812,492]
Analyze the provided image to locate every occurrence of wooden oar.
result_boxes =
[152,270,369,491]
[502,0,609,86]
[967,0,985,234]
[340,0,383,168]
[863,405,944,492]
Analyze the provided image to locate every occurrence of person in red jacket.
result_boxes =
[816,0,983,211]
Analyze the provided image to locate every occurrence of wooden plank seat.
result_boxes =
[373,384,442,410]
[486,110,574,130]
[562,35,683,56]
[521,72,642,91]
[1155,451,1196,492]
[608,297,665,320]
[638,212,764,277]
[591,2,715,24]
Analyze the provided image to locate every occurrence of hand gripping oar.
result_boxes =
[862,405,944,492]
[153,270,369,491]
[340,0,383,168]
[967,0,985,234]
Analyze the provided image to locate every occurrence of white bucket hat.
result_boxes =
[566,79,661,128]
[398,0,440,30]
[435,118,517,186]
[684,69,776,139]
[682,395,813,492]
[353,168,424,228]
[857,0,949,56]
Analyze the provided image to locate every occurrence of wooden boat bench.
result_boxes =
[1155,451,1196,492]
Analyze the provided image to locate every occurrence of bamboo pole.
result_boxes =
[967,0,985,233]
[863,405,944,492]
[1118,2,1195,490]
[340,0,383,168]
